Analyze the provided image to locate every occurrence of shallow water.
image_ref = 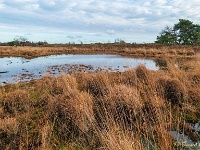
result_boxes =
[0,54,158,85]
[169,119,200,149]
[169,132,200,149]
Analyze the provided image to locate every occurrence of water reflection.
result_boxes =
[0,54,158,85]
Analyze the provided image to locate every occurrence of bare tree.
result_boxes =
[14,36,27,46]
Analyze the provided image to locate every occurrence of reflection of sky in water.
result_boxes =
[169,119,200,148]
[0,54,158,85]
[169,130,200,149]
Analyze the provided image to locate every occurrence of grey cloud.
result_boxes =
[106,30,115,35]
[76,35,83,38]
[0,0,200,43]
[66,35,83,39]
[2,0,38,9]
[95,33,102,37]
[25,33,33,36]
[66,35,76,39]
[38,0,66,11]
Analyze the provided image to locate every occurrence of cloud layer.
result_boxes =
[0,0,200,43]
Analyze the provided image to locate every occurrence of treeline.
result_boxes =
[156,19,200,45]
[0,36,48,46]
[0,41,48,46]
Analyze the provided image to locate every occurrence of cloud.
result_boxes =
[95,33,102,37]
[66,35,83,40]
[75,35,83,38]
[25,33,33,36]
[106,30,115,35]
[0,0,200,43]
[66,35,76,39]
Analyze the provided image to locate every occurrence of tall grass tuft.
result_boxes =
[0,57,200,149]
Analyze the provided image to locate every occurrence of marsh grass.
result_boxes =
[0,52,200,149]
[0,44,197,59]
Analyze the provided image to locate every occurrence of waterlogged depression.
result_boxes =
[0,54,158,85]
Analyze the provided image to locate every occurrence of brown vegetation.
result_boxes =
[0,43,198,59]
[0,51,200,149]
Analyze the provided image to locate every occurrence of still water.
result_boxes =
[0,54,158,85]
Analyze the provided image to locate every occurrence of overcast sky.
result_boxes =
[0,0,200,44]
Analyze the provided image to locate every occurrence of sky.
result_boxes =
[0,0,200,44]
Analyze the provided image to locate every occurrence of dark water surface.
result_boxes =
[0,54,158,85]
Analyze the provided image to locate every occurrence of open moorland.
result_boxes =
[0,43,198,59]
[0,44,200,150]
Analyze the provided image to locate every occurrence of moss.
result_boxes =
[29,91,41,102]
[183,113,199,123]
[52,142,85,150]
[17,115,42,149]
[0,129,19,150]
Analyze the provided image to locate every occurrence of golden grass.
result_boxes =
[0,44,198,59]
[0,46,199,149]
[0,117,17,133]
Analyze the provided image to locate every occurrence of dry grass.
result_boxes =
[0,46,200,149]
[0,44,198,59]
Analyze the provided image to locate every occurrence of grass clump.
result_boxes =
[0,53,200,149]
[156,77,186,105]
[1,90,29,116]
